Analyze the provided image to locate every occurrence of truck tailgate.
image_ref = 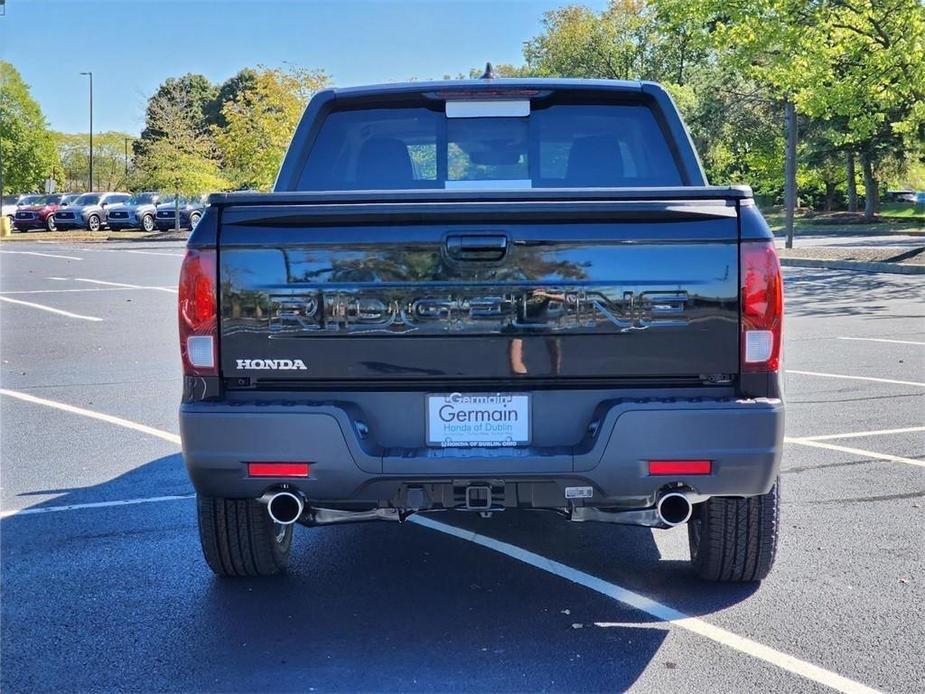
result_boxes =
[217,197,740,388]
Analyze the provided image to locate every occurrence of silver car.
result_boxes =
[52,191,131,231]
[105,192,163,231]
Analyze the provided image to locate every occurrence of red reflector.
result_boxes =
[648,460,712,475]
[247,462,310,478]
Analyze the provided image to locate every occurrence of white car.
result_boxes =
[2,194,43,223]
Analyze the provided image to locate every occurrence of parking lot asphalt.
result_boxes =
[1,241,923,693]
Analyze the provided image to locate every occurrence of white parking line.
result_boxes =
[0,389,180,445]
[784,437,924,467]
[799,426,925,442]
[124,250,185,258]
[787,370,925,388]
[0,295,103,321]
[0,287,150,295]
[593,621,666,629]
[0,494,194,520]
[73,278,178,294]
[0,250,82,260]
[837,337,925,346]
[410,515,879,694]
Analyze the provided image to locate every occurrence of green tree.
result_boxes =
[138,73,217,146]
[524,2,660,80]
[214,66,329,190]
[0,61,61,193]
[55,131,136,192]
[523,1,713,85]
[706,0,925,218]
[816,0,925,217]
[206,68,258,129]
[133,77,229,194]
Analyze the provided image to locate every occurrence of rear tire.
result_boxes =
[687,479,779,582]
[196,494,293,577]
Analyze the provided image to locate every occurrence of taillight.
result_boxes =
[741,240,783,372]
[178,248,217,376]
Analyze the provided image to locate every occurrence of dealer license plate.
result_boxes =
[426,393,530,448]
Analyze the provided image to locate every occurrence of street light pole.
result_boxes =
[124,137,130,179]
[80,71,93,192]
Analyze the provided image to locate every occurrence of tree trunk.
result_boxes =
[846,153,858,212]
[825,181,836,211]
[861,153,878,220]
[783,100,798,249]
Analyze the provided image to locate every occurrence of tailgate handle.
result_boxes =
[445,234,508,262]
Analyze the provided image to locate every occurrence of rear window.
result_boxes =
[297,103,682,190]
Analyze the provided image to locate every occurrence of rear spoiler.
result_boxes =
[208,186,753,207]
[188,187,756,246]
[216,198,741,228]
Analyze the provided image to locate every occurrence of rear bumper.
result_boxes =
[181,396,784,509]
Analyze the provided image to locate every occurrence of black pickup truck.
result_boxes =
[180,78,784,581]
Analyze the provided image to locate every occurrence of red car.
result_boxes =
[13,193,79,232]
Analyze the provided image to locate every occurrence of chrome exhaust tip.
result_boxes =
[656,492,693,526]
[261,490,304,525]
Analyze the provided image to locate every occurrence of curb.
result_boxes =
[780,258,925,275]
[774,228,925,238]
[107,234,190,243]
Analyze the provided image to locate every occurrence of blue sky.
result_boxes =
[2,0,606,136]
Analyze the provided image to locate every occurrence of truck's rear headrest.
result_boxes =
[357,138,413,188]
[566,135,624,186]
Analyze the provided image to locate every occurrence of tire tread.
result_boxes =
[689,480,779,582]
[196,495,291,577]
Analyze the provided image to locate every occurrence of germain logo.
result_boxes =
[236,359,308,371]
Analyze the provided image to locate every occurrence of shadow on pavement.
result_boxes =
[2,453,757,692]
[784,268,922,318]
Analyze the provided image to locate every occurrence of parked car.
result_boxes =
[155,196,205,231]
[181,78,784,582]
[3,194,43,223]
[2,195,21,223]
[12,193,79,232]
[886,189,916,203]
[106,192,162,231]
[52,191,131,231]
